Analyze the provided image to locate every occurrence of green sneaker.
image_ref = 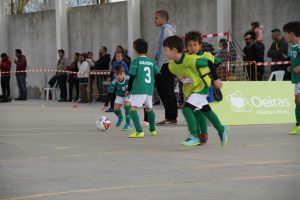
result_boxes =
[150,130,157,136]
[290,125,300,135]
[221,126,229,147]
[128,132,144,138]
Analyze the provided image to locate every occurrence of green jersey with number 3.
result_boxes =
[129,56,160,95]
[108,75,130,97]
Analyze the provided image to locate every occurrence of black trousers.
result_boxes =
[157,63,178,120]
[68,78,79,100]
[1,76,10,98]
[57,74,67,100]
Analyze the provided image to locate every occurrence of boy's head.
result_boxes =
[133,39,148,55]
[283,21,300,43]
[154,10,169,27]
[115,52,124,62]
[185,31,203,54]
[114,64,126,82]
[163,35,184,60]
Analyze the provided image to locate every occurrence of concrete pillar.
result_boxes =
[217,0,232,33]
[127,0,140,57]
[55,0,68,58]
[0,0,7,53]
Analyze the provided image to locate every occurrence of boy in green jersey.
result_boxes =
[185,31,223,144]
[102,65,131,130]
[126,39,160,138]
[283,21,300,135]
[163,35,228,146]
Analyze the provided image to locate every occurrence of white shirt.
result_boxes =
[78,61,90,78]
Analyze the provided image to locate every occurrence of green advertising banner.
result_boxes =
[210,81,295,125]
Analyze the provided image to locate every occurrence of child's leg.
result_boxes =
[296,94,300,125]
[130,106,143,133]
[194,111,208,143]
[182,103,199,138]
[114,103,123,118]
[146,107,156,132]
[197,104,224,139]
[124,101,131,125]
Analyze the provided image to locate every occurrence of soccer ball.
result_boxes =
[96,116,111,131]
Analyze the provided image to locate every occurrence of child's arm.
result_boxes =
[102,93,113,111]
[208,60,222,89]
[126,75,135,96]
[293,65,300,74]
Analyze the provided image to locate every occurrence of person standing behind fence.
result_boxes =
[78,53,90,104]
[243,31,264,80]
[86,52,95,102]
[56,49,67,102]
[94,46,111,102]
[154,10,177,126]
[14,49,27,101]
[67,53,80,102]
[283,21,300,135]
[0,53,12,102]
[267,29,289,78]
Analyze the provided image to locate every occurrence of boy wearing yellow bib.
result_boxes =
[163,35,228,146]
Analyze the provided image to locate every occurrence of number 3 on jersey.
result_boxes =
[144,67,151,83]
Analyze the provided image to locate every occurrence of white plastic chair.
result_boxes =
[43,83,58,101]
[268,70,285,81]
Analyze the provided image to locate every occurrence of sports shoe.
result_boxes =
[150,130,157,136]
[199,133,208,144]
[182,136,200,146]
[221,126,229,146]
[128,132,145,138]
[156,119,177,126]
[122,124,132,131]
[290,125,300,135]
[105,108,114,112]
[116,117,124,127]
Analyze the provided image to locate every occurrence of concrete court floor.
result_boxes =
[0,100,300,200]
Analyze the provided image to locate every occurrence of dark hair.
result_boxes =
[74,52,80,57]
[251,21,260,29]
[155,10,169,21]
[114,64,125,74]
[1,53,8,58]
[271,28,281,33]
[80,53,87,59]
[163,35,184,53]
[133,39,148,54]
[15,49,22,55]
[87,51,93,56]
[102,46,107,53]
[58,49,65,54]
[115,52,124,57]
[283,21,300,37]
[219,38,228,49]
[244,30,256,40]
[185,31,202,45]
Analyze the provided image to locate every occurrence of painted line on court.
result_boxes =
[0,131,94,137]
[25,157,48,160]
[66,154,88,157]
[2,173,300,200]
[55,147,73,150]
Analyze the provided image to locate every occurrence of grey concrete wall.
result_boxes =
[140,0,217,59]
[232,0,300,60]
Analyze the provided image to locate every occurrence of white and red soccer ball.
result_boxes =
[96,116,111,131]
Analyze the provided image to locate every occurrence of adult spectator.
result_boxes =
[78,53,90,103]
[243,31,265,80]
[56,49,67,102]
[67,52,80,102]
[216,38,237,62]
[86,51,95,101]
[0,53,12,102]
[14,49,27,100]
[94,46,111,102]
[267,29,289,75]
[154,10,177,126]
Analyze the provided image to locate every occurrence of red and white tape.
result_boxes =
[201,32,229,39]
[256,61,291,66]
[0,68,110,75]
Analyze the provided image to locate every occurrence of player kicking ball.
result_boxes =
[102,65,132,131]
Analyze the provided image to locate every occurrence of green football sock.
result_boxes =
[147,110,156,132]
[201,110,224,138]
[182,106,198,138]
[195,111,208,135]
[124,105,131,125]
[130,110,143,133]
[296,105,300,126]
[114,109,123,119]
